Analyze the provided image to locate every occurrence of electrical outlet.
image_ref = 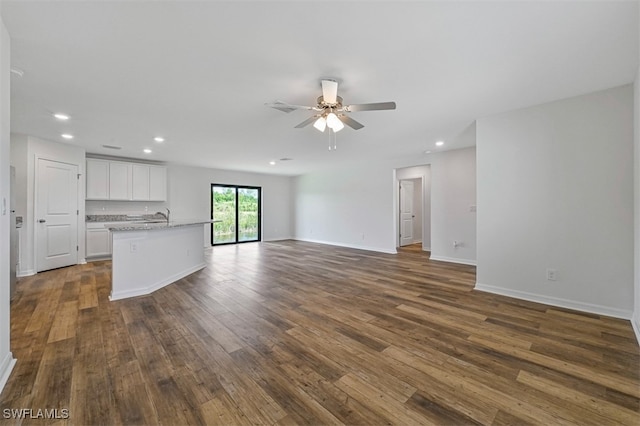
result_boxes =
[130,242,138,253]
[546,268,557,281]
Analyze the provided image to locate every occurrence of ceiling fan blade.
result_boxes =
[294,115,319,128]
[265,101,317,113]
[342,101,396,112]
[339,115,364,130]
[321,80,338,104]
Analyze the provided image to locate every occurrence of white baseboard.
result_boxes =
[422,246,431,251]
[0,352,16,394]
[294,238,397,255]
[632,312,640,346]
[110,262,206,301]
[263,236,293,242]
[475,282,633,320]
[17,269,35,278]
[429,255,477,266]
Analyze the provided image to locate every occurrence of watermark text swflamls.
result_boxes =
[3,408,69,420]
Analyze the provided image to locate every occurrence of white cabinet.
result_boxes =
[149,166,167,201]
[86,223,115,258]
[86,159,110,200]
[131,164,167,201]
[86,228,110,258]
[132,164,150,200]
[108,161,132,200]
[85,158,166,201]
[86,222,126,259]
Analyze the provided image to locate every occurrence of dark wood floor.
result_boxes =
[1,240,639,425]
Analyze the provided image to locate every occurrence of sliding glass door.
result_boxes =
[211,184,261,245]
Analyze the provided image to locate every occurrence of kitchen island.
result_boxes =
[108,220,211,301]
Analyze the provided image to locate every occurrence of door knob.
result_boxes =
[38,219,46,223]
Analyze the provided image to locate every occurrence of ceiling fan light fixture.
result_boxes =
[326,112,344,132]
[313,116,327,132]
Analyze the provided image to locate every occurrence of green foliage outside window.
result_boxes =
[212,187,259,243]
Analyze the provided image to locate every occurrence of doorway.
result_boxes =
[35,158,79,272]
[399,180,416,246]
[395,165,431,251]
[211,184,261,245]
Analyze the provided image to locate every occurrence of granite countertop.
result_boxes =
[108,220,218,232]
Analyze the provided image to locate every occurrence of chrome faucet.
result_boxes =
[156,208,170,224]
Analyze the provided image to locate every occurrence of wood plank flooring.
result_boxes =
[1,240,639,425]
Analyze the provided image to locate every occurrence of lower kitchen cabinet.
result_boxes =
[86,223,119,259]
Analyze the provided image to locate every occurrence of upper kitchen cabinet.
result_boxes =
[132,164,150,200]
[86,158,167,201]
[86,159,110,200]
[131,164,166,201]
[149,166,167,201]
[109,161,133,200]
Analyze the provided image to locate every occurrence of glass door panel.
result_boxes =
[238,188,259,242]
[212,186,237,244]
[212,184,261,245]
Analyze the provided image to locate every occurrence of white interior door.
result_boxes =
[36,158,79,272]
[400,180,414,246]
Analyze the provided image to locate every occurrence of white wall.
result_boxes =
[0,15,15,394]
[634,14,640,340]
[430,146,477,265]
[397,165,431,250]
[293,139,477,258]
[10,134,86,275]
[477,84,634,319]
[411,178,423,244]
[167,164,292,244]
[9,134,26,274]
[293,164,398,253]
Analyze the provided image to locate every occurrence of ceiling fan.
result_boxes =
[265,79,396,133]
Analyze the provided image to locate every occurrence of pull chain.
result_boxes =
[328,128,337,151]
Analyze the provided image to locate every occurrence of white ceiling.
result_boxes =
[2,1,638,176]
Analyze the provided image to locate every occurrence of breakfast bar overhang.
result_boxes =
[108,221,210,301]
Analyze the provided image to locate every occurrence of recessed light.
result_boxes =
[435,140,444,146]
[61,134,73,139]
[154,137,164,143]
[424,150,431,154]
[143,148,152,154]
[53,113,70,121]
[269,161,276,165]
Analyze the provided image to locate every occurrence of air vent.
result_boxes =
[279,157,293,161]
[102,144,122,150]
